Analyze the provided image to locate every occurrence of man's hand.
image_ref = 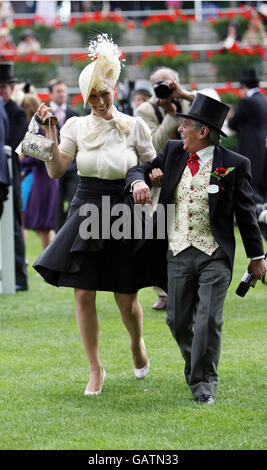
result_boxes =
[155,97,176,116]
[247,258,267,280]
[132,181,152,205]
[168,81,194,103]
[149,168,164,187]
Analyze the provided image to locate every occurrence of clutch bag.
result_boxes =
[22,131,54,162]
[21,114,56,162]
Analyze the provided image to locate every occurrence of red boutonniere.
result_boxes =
[211,167,235,180]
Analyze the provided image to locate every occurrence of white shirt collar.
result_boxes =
[247,87,260,98]
[194,145,215,166]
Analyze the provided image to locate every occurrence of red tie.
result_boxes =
[187,153,199,176]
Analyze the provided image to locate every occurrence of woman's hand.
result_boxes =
[36,103,57,126]
[149,168,164,187]
[132,181,152,205]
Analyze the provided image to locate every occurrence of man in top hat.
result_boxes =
[0,62,28,291]
[228,68,267,202]
[125,93,266,403]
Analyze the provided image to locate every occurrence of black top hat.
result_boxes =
[0,62,17,83]
[177,93,229,137]
[239,68,259,85]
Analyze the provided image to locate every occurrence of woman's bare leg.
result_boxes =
[35,229,52,250]
[74,288,104,392]
[114,292,147,369]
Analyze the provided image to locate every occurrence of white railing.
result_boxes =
[1,43,222,56]
[0,146,15,295]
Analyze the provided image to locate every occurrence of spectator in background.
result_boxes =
[221,20,241,50]
[0,1,14,29]
[11,80,37,240]
[130,88,151,116]
[0,25,16,56]
[48,78,80,231]
[242,16,266,48]
[228,68,267,203]
[0,96,9,217]
[17,29,41,55]
[0,62,28,291]
[19,93,59,250]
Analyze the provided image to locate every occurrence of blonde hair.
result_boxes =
[22,94,41,122]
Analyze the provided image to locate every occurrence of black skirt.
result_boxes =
[33,177,167,293]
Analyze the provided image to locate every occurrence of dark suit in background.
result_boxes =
[0,98,10,217]
[228,90,267,202]
[5,98,28,290]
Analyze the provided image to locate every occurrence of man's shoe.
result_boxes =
[152,296,167,310]
[16,285,28,292]
[195,394,214,404]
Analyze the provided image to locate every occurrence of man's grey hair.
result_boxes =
[194,120,221,145]
[150,67,179,84]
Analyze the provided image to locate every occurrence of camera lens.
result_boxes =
[153,81,172,99]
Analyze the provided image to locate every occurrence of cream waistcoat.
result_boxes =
[168,159,218,256]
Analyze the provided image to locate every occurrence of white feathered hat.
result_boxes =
[79,34,122,108]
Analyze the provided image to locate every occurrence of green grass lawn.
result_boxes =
[0,229,266,450]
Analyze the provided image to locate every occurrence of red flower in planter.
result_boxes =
[13,18,34,26]
[70,52,88,62]
[127,20,135,30]
[142,19,151,28]
[206,50,214,58]
[68,16,76,27]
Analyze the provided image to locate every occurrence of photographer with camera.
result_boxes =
[137,67,194,153]
[137,67,194,310]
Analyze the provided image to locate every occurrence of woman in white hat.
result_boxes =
[33,35,163,396]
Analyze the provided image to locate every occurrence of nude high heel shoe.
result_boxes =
[133,338,150,379]
[84,368,106,396]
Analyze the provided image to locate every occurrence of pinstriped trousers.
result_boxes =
[166,246,231,399]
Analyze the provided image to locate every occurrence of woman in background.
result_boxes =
[20,93,58,249]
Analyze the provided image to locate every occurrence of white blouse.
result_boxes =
[59,106,156,180]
